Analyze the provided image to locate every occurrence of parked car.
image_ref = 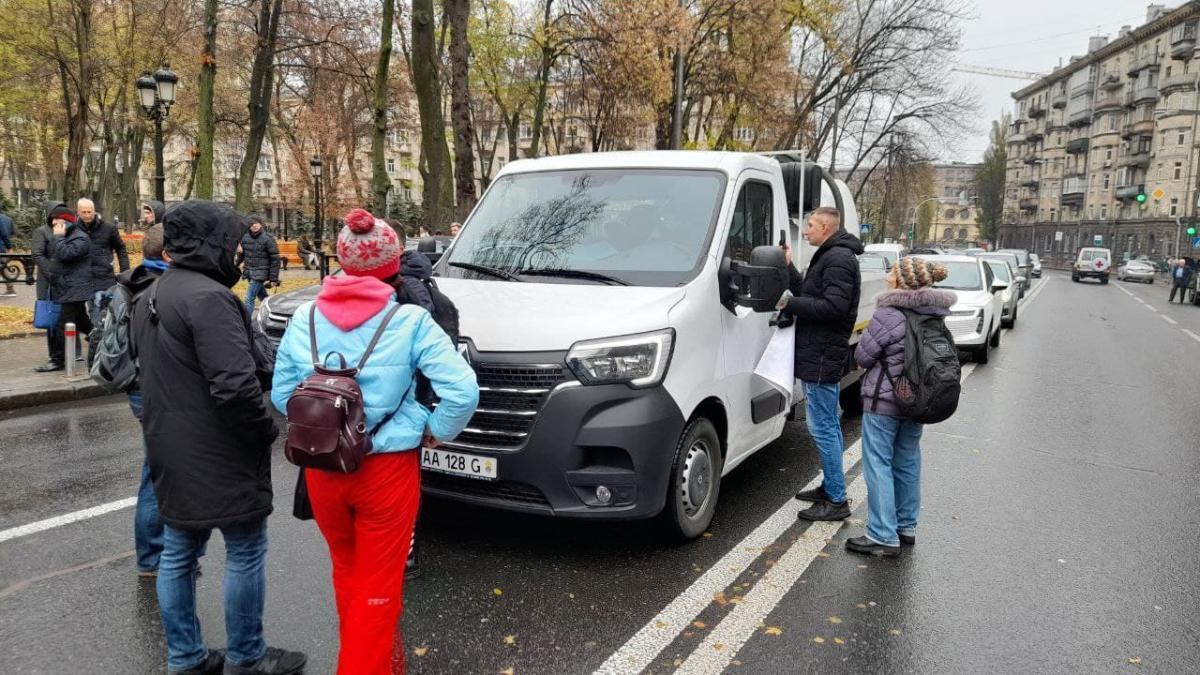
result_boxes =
[858,252,890,274]
[1117,259,1156,284]
[1072,247,1112,283]
[909,247,944,255]
[934,255,1005,364]
[980,257,1020,329]
[864,242,907,268]
[1030,253,1042,278]
[997,248,1033,294]
[963,247,986,256]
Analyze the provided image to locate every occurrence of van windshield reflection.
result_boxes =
[443,169,726,287]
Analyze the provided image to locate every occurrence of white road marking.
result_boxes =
[1184,329,1200,344]
[0,497,137,544]
[1134,297,1145,304]
[1144,304,1157,312]
[1162,315,1179,325]
[1115,284,1136,297]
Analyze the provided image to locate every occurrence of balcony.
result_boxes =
[1120,150,1151,169]
[1070,80,1096,97]
[1065,138,1090,154]
[1018,197,1039,211]
[1115,184,1145,201]
[1026,124,1045,142]
[1128,53,1162,77]
[1008,132,1027,145]
[1060,176,1086,206]
[1028,104,1047,119]
[1099,73,1124,91]
[1051,91,1068,109]
[1121,120,1155,140]
[1171,23,1197,60]
[1067,108,1093,127]
[1127,86,1159,106]
[1160,71,1197,95]
[1023,155,1042,165]
[1094,94,1124,112]
[1019,178,1041,189]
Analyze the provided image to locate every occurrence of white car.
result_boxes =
[1030,253,1042,278]
[864,242,907,268]
[978,256,1021,329]
[934,255,1005,364]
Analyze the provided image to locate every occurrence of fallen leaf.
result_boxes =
[833,637,846,645]
[500,668,515,675]
[732,585,744,593]
[868,601,877,607]
[703,532,714,538]
[693,621,707,629]
[732,660,742,666]
[713,592,728,606]
[1128,657,1142,664]
[1154,605,1162,610]
[765,559,777,567]
[413,646,429,657]
[1057,559,1066,564]
[828,616,843,625]
[683,631,695,638]
[654,620,667,629]
[493,588,503,596]
[503,635,516,645]
[568,593,575,599]
[729,595,745,605]
[856,603,867,609]
[951,515,960,520]
[889,629,902,636]
[764,626,783,636]
[817,552,830,558]
[857,564,868,569]
[673,658,682,667]
[813,637,826,644]
[713,643,725,652]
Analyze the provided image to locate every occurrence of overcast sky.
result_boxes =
[945,0,1187,163]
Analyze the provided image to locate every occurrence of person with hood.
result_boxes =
[778,206,864,522]
[117,224,169,576]
[76,198,130,320]
[39,204,94,371]
[32,204,68,370]
[386,218,435,313]
[846,257,955,556]
[236,215,281,315]
[130,200,305,675]
[140,199,166,229]
[272,208,478,675]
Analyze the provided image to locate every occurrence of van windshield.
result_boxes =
[1081,249,1110,262]
[442,169,726,286]
[934,261,984,291]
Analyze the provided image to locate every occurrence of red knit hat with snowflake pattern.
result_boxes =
[337,208,401,280]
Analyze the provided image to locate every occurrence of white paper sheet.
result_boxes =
[754,324,795,399]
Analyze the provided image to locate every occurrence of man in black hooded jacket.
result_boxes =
[130,200,305,675]
[778,207,863,523]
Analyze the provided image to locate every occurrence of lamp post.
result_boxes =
[136,64,178,203]
[309,155,323,248]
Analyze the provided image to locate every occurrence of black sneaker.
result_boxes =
[797,500,850,521]
[794,484,829,503]
[170,649,226,675]
[34,361,64,373]
[899,533,916,546]
[845,535,900,557]
[224,647,306,675]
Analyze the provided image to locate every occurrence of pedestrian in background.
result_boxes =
[0,208,15,297]
[140,200,166,230]
[75,198,130,322]
[1169,258,1192,303]
[31,205,68,371]
[847,257,955,556]
[236,215,280,316]
[778,207,863,522]
[130,201,305,675]
[449,222,461,238]
[46,204,94,371]
[272,208,478,675]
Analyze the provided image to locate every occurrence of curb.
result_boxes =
[0,330,46,341]
[0,378,112,412]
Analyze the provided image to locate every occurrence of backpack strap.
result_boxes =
[356,303,403,371]
[308,305,320,368]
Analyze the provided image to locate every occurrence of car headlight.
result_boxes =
[255,296,271,330]
[566,329,675,388]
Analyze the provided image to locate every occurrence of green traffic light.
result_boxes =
[1189,226,1197,236]
[1136,193,1147,203]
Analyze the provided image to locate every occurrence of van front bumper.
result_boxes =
[423,364,687,521]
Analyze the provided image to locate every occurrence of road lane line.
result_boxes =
[1134,297,1145,304]
[1162,315,1179,325]
[1184,329,1200,344]
[0,497,136,544]
[1144,304,1157,312]
[1115,285,1136,297]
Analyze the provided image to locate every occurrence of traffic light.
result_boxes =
[1189,225,1197,237]
[1135,190,1148,204]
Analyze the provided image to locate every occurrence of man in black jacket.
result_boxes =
[36,204,95,372]
[778,207,863,522]
[236,216,280,316]
[31,208,69,370]
[131,201,305,675]
[140,199,166,229]
[75,198,130,321]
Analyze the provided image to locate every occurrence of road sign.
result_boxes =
[1192,236,1200,249]
[1055,231,1063,242]
[1094,234,1103,246]
[860,223,872,233]
[1152,187,1166,200]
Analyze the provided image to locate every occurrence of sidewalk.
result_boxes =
[0,335,110,411]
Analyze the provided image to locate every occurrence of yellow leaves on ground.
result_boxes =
[1128,657,1143,665]
[503,635,517,646]
[492,588,504,596]
[713,591,728,606]
[833,637,846,645]
[654,620,667,629]
[828,616,843,624]
[500,668,515,675]
[812,636,826,644]
[763,626,783,636]
[856,603,868,609]
[413,646,429,657]
[0,306,33,338]
[889,629,903,636]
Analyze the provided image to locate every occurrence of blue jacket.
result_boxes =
[271,300,479,452]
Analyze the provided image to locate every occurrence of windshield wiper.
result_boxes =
[449,262,523,282]
[517,267,631,286]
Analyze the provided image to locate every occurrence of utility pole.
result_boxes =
[881,138,895,241]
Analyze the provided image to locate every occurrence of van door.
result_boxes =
[719,173,788,465]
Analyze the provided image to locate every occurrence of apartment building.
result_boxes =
[927,162,981,244]
[1002,2,1200,261]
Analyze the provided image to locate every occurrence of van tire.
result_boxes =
[839,378,863,416]
[661,418,723,541]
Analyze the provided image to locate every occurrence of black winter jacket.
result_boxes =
[31,224,54,300]
[783,230,864,383]
[131,200,278,530]
[237,230,280,282]
[78,216,130,292]
[51,226,95,303]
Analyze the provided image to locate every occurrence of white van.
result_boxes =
[1073,247,1112,284]
[425,151,880,538]
[863,242,907,268]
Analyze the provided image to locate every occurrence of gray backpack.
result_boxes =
[90,284,138,392]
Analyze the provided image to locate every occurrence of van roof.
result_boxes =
[497,150,780,177]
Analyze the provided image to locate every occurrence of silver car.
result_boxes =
[1118,260,1156,284]
[980,257,1021,328]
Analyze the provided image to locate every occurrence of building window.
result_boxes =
[1180,130,1187,146]
[1171,198,1179,216]
[1103,174,1110,189]
[1175,162,1184,180]
[1161,131,1168,148]
[387,158,396,174]
[1106,148,1113,161]
[520,125,532,140]
[1100,205,1108,220]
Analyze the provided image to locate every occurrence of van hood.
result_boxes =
[435,278,687,352]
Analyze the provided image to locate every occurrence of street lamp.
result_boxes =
[136,63,178,203]
[309,155,323,249]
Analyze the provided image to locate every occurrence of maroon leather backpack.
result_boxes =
[284,304,402,473]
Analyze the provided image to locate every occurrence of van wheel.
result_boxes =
[989,323,1001,348]
[839,378,863,416]
[662,418,723,540]
[1071,274,1080,283]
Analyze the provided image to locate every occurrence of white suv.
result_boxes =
[1072,247,1112,284]
[934,255,1006,364]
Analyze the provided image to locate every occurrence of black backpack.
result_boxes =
[875,310,961,424]
[90,284,138,392]
[395,276,462,405]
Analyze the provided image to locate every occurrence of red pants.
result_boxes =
[308,452,420,675]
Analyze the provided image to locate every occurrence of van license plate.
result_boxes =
[421,448,497,481]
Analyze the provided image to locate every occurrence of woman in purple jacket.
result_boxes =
[847,257,956,556]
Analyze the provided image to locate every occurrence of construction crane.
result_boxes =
[951,63,1047,81]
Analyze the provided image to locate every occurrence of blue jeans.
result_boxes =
[861,411,924,546]
[128,393,164,572]
[244,280,269,316]
[802,380,846,503]
[158,519,268,670]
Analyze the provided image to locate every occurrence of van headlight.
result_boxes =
[255,296,271,330]
[567,329,675,388]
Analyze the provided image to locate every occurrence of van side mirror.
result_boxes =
[732,245,788,312]
[991,280,1009,294]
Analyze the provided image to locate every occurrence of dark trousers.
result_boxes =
[49,301,93,364]
[1169,282,1189,303]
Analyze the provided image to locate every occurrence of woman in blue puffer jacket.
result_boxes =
[846,256,955,557]
[272,209,478,674]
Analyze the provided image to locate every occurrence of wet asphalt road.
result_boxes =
[1,272,1198,674]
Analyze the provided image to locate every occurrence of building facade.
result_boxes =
[927,162,981,244]
[1002,2,1200,263]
